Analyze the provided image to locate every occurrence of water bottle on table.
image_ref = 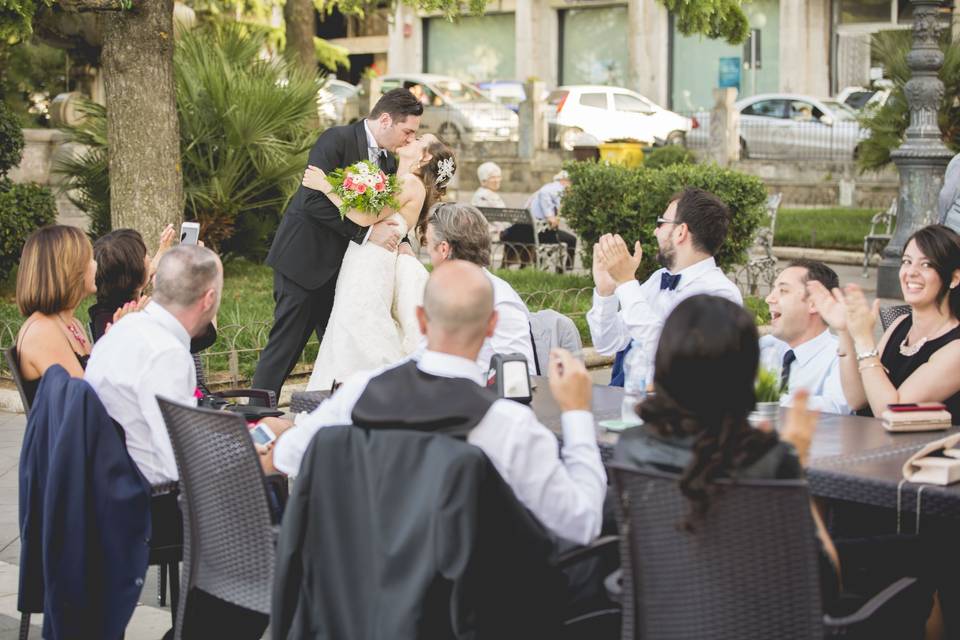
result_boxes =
[621,339,647,426]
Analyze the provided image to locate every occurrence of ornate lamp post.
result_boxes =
[876,0,955,298]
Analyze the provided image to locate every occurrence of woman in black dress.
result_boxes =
[808,224,960,422]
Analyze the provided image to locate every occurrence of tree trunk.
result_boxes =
[101,0,181,250]
[284,0,316,73]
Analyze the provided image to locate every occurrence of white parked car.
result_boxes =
[687,93,867,159]
[545,85,692,150]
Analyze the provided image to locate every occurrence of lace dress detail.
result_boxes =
[307,213,429,391]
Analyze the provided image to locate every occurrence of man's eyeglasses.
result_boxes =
[656,217,680,229]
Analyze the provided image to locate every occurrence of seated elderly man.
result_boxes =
[471,161,506,209]
[261,260,605,546]
[420,202,535,370]
[760,259,849,414]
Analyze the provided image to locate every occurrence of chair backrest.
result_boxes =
[765,192,783,236]
[529,309,583,375]
[879,304,911,332]
[608,465,823,640]
[5,347,32,414]
[870,199,897,235]
[477,206,532,227]
[156,397,275,637]
[273,425,564,639]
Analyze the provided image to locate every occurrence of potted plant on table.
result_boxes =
[751,367,785,430]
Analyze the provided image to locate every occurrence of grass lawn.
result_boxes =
[774,207,882,252]
[0,260,769,382]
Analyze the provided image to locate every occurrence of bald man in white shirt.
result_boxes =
[588,187,742,381]
[261,260,605,545]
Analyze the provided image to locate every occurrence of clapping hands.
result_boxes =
[593,233,642,293]
[806,281,879,342]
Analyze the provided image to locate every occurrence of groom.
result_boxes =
[253,88,424,396]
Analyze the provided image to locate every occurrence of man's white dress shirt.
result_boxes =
[587,256,742,371]
[85,302,198,485]
[273,350,606,545]
[759,330,849,414]
[479,269,535,372]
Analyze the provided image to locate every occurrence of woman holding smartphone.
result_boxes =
[807,224,960,422]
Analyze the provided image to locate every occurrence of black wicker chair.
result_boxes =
[5,347,32,415]
[608,465,922,640]
[157,398,277,640]
[879,304,911,332]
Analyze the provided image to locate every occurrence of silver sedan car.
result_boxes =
[688,94,867,159]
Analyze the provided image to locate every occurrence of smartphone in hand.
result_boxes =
[180,221,200,245]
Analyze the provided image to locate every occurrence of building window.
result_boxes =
[559,6,629,86]
[837,0,893,25]
[425,14,516,81]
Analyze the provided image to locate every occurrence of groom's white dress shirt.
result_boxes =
[85,302,197,486]
[478,269,536,372]
[759,330,849,415]
[587,256,742,372]
[273,350,606,545]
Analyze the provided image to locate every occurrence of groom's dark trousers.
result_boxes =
[253,120,397,396]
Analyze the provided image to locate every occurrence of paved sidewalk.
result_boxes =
[0,411,178,640]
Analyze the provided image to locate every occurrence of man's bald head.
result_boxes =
[420,260,496,352]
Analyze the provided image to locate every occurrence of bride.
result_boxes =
[303,133,456,391]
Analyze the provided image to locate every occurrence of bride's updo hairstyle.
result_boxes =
[414,138,456,242]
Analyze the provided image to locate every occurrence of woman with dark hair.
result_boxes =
[614,295,940,631]
[808,224,960,421]
[15,225,97,406]
[88,229,151,341]
[299,133,456,389]
[614,295,808,518]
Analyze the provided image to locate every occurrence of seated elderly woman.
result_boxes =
[807,224,960,422]
[471,161,506,209]
[613,294,939,628]
[14,225,97,406]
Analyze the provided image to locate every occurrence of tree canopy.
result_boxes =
[1,0,750,47]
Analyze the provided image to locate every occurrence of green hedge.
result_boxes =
[562,161,767,280]
[0,178,58,283]
[643,145,697,170]
[0,101,24,177]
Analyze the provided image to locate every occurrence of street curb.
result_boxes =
[773,246,876,267]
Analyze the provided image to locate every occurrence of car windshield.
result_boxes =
[843,91,876,110]
[821,100,857,120]
[432,80,487,103]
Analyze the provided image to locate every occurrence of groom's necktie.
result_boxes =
[370,147,387,169]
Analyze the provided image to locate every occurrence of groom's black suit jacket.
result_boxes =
[266,120,398,291]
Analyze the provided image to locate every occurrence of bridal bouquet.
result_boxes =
[326,160,399,219]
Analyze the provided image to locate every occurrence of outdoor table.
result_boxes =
[289,380,960,520]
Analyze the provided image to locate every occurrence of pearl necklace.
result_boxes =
[899,318,953,357]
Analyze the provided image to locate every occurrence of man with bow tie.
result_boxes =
[586,187,743,385]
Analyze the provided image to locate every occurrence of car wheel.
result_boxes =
[739,137,749,159]
[560,127,584,151]
[666,131,686,146]
[438,123,462,146]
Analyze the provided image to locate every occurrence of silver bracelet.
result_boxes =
[855,349,879,362]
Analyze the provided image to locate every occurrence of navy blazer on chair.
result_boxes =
[18,365,152,640]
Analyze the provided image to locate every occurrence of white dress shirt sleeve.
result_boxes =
[272,372,371,476]
[470,404,606,545]
[615,278,662,365]
[136,348,197,484]
[798,357,850,415]
[586,290,630,356]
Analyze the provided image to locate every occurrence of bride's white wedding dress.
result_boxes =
[307,212,429,391]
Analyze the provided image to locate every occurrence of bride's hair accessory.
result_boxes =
[435,157,456,187]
